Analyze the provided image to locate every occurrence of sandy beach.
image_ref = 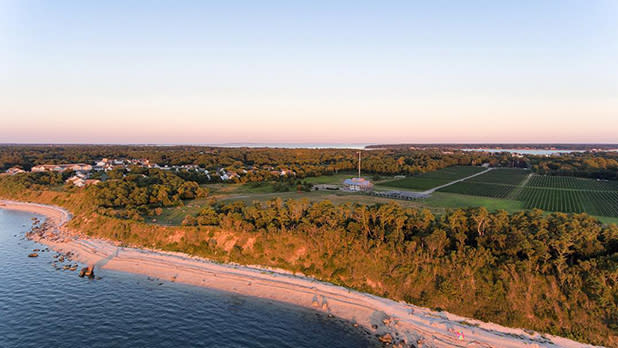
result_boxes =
[0,199,602,348]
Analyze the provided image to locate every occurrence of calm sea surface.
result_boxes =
[0,209,378,348]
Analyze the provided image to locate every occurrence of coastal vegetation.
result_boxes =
[1,175,617,346]
[1,145,618,345]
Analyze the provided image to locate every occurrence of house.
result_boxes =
[66,175,86,187]
[95,163,114,171]
[343,178,373,191]
[31,164,60,172]
[68,163,93,172]
[6,167,25,175]
[32,163,92,173]
[66,176,101,188]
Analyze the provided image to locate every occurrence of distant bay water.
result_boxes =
[0,209,378,348]
[210,143,372,149]
[463,148,590,155]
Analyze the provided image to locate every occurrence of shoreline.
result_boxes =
[0,199,601,348]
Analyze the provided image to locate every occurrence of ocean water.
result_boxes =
[0,209,378,348]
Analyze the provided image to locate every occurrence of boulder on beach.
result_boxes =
[28,253,39,257]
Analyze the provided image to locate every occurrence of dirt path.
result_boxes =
[507,172,533,200]
[421,168,493,195]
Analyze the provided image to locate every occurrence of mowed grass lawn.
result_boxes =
[303,172,399,185]
[425,192,524,213]
[378,166,486,191]
[303,172,360,185]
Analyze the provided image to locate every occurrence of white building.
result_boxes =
[343,178,373,192]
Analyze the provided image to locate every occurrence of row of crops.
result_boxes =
[517,187,618,217]
[380,166,485,191]
[440,182,517,198]
[439,169,529,198]
[527,175,618,191]
[467,168,530,185]
[437,170,618,217]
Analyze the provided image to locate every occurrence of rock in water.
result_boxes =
[80,265,95,279]
[28,253,39,257]
[379,333,393,344]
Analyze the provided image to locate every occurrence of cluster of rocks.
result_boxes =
[27,247,50,258]
[50,251,77,271]
[27,221,68,243]
[25,216,100,280]
[372,314,425,348]
[48,251,99,279]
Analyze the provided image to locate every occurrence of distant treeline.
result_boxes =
[1,144,617,180]
[366,143,618,150]
[528,152,618,180]
[0,144,520,177]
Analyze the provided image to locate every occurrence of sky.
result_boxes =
[1,1,617,144]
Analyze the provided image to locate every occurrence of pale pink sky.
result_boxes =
[1,1,617,144]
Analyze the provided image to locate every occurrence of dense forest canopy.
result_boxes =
[177,200,616,345]
[528,152,618,180]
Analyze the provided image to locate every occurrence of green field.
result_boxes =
[303,172,396,185]
[467,168,529,185]
[439,182,518,198]
[303,172,359,185]
[527,175,618,191]
[378,166,485,191]
[439,168,530,198]
[425,192,524,213]
[440,171,618,218]
[517,180,618,217]
[156,169,618,226]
